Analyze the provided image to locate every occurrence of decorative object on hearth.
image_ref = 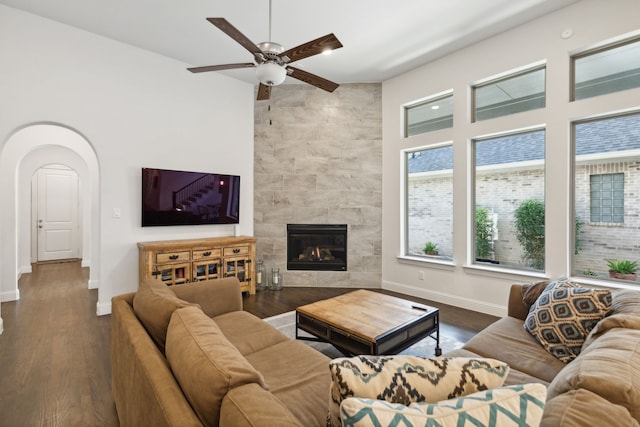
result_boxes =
[187,0,343,100]
[269,267,282,291]
[255,260,266,291]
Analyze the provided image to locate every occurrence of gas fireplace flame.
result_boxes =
[299,246,335,262]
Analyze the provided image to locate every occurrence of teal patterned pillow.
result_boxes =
[327,356,510,427]
[524,279,611,363]
[340,383,546,427]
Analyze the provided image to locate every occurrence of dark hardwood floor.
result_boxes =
[0,261,498,426]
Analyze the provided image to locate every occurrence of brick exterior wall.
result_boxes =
[409,161,640,276]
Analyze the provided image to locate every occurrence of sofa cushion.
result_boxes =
[524,279,611,363]
[462,316,564,383]
[220,383,304,427]
[132,279,198,353]
[327,356,509,427]
[546,327,640,422]
[542,389,639,427]
[165,306,268,427]
[339,383,546,427]
[213,310,290,356]
[244,339,331,427]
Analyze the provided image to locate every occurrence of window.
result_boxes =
[405,145,453,259]
[572,38,640,101]
[590,173,624,223]
[473,66,545,122]
[573,113,640,281]
[474,129,545,271]
[405,93,453,137]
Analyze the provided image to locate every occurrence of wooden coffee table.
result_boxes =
[296,290,441,356]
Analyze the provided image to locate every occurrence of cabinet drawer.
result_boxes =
[156,251,191,263]
[193,248,221,260]
[223,246,250,256]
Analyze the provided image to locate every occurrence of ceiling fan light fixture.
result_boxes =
[255,62,287,86]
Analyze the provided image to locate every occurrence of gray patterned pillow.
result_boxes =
[524,279,611,363]
[327,356,510,427]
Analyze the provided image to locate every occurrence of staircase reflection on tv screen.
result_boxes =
[142,167,240,226]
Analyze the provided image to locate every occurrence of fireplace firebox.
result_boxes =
[287,224,347,271]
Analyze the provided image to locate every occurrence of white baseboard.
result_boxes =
[88,278,99,290]
[0,289,20,302]
[382,280,507,318]
[96,300,111,316]
[0,317,3,335]
[81,259,91,268]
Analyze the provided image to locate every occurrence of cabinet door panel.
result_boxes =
[193,259,221,281]
[155,262,191,286]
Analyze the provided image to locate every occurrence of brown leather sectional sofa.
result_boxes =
[446,283,640,427]
[112,278,640,426]
[111,278,330,426]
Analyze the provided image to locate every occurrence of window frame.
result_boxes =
[570,35,640,101]
[471,63,546,123]
[471,126,547,272]
[402,142,455,263]
[403,90,454,138]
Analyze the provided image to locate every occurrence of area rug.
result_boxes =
[264,311,464,359]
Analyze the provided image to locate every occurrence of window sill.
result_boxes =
[570,275,640,290]
[462,263,549,281]
[397,255,455,271]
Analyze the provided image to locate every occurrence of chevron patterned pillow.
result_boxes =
[339,383,546,427]
[524,279,612,363]
[327,356,510,427]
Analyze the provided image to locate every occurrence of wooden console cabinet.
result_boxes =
[138,236,256,294]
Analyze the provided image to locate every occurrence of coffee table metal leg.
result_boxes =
[434,313,442,356]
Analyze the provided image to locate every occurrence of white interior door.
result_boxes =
[37,167,80,261]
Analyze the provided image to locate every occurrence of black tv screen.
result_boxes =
[142,167,240,226]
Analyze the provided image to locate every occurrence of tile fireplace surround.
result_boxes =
[254,83,382,288]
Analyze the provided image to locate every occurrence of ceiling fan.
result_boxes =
[188,0,343,100]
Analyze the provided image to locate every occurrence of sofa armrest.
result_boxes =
[111,298,203,427]
[172,277,242,318]
[507,284,529,321]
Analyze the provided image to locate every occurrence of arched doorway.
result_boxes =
[0,124,101,328]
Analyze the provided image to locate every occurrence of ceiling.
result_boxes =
[0,0,577,86]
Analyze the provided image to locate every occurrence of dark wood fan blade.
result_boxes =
[206,18,263,59]
[287,66,339,93]
[188,63,255,73]
[280,33,343,63]
[257,84,271,100]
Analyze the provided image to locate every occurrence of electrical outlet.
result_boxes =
[418,271,425,280]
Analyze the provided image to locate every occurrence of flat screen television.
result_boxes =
[142,167,240,227]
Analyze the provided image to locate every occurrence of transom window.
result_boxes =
[572,37,640,101]
[472,66,545,122]
[404,93,453,137]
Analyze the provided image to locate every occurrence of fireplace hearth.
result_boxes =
[287,224,347,271]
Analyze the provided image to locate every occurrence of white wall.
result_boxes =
[0,4,254,324]
[382,0,640,316]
